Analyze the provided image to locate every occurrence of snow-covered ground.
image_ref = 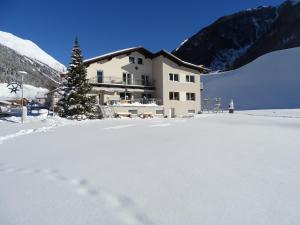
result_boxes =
[202,47,300,110]
[0,83,48,101]
[1,110,300,225]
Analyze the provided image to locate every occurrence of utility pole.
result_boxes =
[17,71,28,123]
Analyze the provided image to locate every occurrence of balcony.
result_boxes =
[88,76,155,88]
[107,98,162,106]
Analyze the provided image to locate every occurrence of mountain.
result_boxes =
[173,0,300,71]
[0,31,65,89]
[202,47,300,110]
[0,31,65,72]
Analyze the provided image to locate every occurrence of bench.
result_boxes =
[140,112,153,119]
[115,112,132,118]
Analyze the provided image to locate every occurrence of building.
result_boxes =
[84,47,209,117]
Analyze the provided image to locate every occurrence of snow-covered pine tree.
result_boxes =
[57,37,97,120]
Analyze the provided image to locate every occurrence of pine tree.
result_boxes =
[57,37,97,120]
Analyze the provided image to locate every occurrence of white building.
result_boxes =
[84,47,209,117]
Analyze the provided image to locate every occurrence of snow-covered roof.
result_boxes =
[84,46,210,73]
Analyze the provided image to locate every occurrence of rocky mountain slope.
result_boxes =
[173,0,300,71]
[0,31,65,89]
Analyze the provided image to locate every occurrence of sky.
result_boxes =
[0,0,284,66]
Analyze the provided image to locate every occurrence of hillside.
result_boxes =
[0,31,65,72]
[0,31,65,90]
[202,47,300,110]
[173,0,300,71]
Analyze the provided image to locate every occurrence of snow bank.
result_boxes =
[202,47,300,110]
[0,31,66,72]
[0,83,48,101]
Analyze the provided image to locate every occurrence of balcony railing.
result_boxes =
[107,98,162,106]
[88,76,155,87]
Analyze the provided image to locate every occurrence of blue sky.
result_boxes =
[1,0,283,66]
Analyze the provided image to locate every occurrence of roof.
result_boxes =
[0,100,11,105]
[152,50,210,73]
[84,47,153,65]
[84,47,210,73]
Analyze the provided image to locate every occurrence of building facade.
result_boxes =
[84,47,208,117]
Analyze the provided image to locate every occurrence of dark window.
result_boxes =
[188,110,195,114]
[120,92,132,100]
[169,92,180,101]
[186,93,196,101]
[128,109,138,115]
[170,73,179,82]
[186,75,195,83]
[156,110,164,115]
[129,57,135,64]
[142,75,149,85]
[97,70,103,83]
[123,73,132,84]
[138,58,143,65]
[186,75,190,82]
[190,76,195,83]
[191,93,195,101]
[174,74,179,82]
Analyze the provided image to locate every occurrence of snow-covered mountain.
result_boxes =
[0,31,65,72]
[202,47,300,110]
[173,0,300,71]
[0,31,65,90]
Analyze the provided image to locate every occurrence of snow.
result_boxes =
[0,83,48,101]
[113,102,158,107]
[202,47,300,110]
[0,31,66,72]
[0,109,300,225]
[175,38,188,51]
[84,47,141,63]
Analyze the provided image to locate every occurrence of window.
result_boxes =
[188,110,195,114]
[137,58,143,65]
[186,93,196,101]
[120,92,132,100]
[128,109,138,115]
[123,73,132,85]
[97,70,103,83]
[129,57,135,64]
[169,92,180,101]
[186,75,195,83]
[141,75,150,86]
[169,73,179,82]
[156,110,164,115]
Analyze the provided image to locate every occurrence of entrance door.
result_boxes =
[169,108,175,118]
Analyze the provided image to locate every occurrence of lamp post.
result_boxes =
[17,71,28,123]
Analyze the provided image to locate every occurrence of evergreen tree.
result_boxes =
[57,37,97,120]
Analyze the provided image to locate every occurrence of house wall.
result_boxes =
[152,56,164,103]
[86,51,153,84]
[160,57,201,116]
[85,50,203,117]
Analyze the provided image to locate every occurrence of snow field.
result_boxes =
[0,110,300,225]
